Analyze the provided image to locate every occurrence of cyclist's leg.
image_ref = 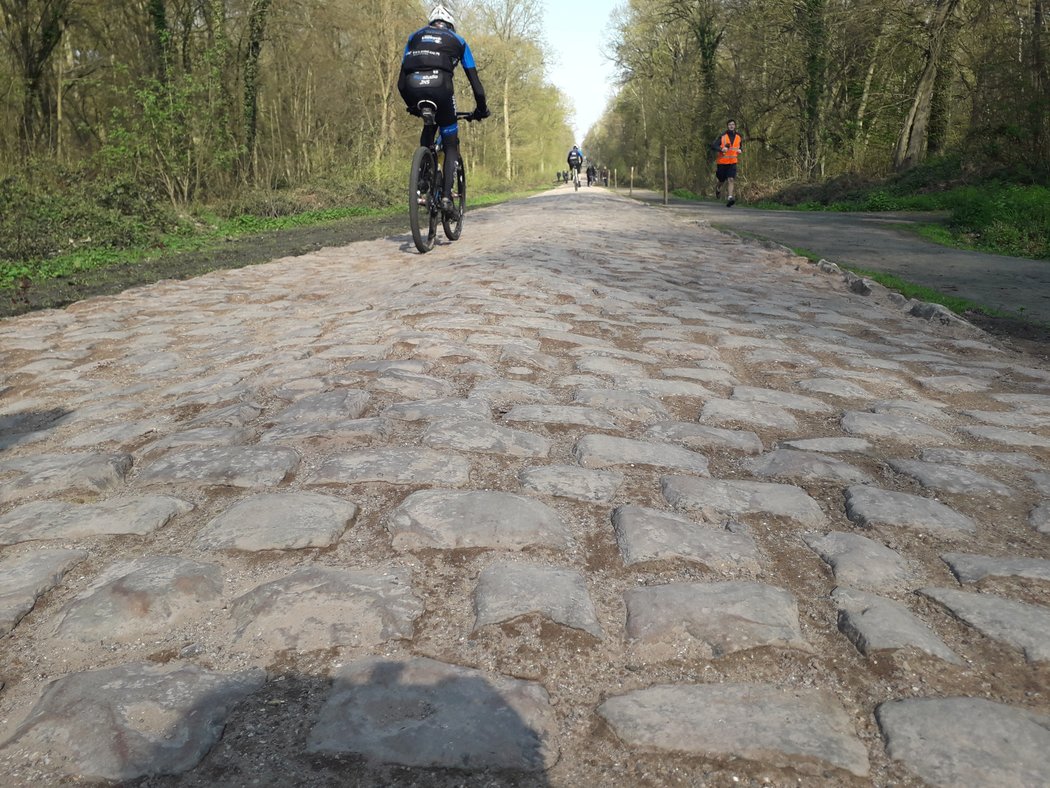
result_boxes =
[402,88,438,150]
[429,83,459,210]
[440,126,460,207]
[420,124,437,148]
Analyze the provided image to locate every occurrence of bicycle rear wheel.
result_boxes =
[409,146,438,253]
[442,159,466,241]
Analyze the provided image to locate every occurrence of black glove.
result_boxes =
[472,106,491,121]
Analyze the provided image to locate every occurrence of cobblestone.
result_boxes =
[612,505,761,572]
[805,531,918,590]
[878,698,1050,787]
[625,581,810,660]
[598,684,870,777]
[832,587,961,664]
[0,188,1047,785]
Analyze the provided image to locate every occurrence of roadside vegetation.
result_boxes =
[788,245,1002,317]
[0,0,570,306]
[592,0,1048,266]
[0,158,535,292]
[673,155,1050,261]
[2,0,1047,323]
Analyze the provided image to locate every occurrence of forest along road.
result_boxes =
[631,188,1050,325]
[2,185,1050,786]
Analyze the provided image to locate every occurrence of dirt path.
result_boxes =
[630,188,1050,328]
[1,213,411,319]
[1,186,1049,786]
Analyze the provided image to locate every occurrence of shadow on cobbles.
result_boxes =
[0,409,72,454]
[2,659,554,787]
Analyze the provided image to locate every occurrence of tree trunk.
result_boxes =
[668,0,722,189]
[0,0,73,156]
[926,20,957,157]
[798,0,827,179]
[146,0,169,84]
[503,73,512,181]
[1030,0,1049,172]
[852,18,885,167]
[893,0,961,171]
[243,0,272,180]
[373,69,395,165]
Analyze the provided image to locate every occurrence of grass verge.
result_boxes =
[755,159,1050,261]
[0,190,533,292]
[785,242,1050,354]
[788,243,1015,317]
[0,189,535,318]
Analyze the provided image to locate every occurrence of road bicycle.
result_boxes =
[571,167,581,192]
[408,101,475,253]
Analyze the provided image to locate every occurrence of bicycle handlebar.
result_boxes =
[407,106,484,122]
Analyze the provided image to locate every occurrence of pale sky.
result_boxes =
[538,0,622,144]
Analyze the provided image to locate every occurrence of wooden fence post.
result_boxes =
[663,146,669,205]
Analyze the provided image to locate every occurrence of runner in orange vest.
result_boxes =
[711,119,742,207]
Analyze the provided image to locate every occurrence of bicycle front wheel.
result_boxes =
[409,146,438,253]
[443,159,466,241]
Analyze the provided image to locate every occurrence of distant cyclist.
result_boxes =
[567,146,583,181]
[398,4,490,215]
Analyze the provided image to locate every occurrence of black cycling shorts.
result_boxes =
[716,163,738,182]
[403,70,458,128]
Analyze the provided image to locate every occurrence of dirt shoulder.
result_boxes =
[3,193,1047,361]
[627,189,1050,356]
[0,212,410,319]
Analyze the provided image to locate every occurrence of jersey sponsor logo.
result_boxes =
[421,34,443,44]
[409,49,443,58]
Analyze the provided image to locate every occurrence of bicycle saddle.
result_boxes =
[416,100,438,125]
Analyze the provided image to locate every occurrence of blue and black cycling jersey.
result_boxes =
[402,24,475,73]
[399,24,487,123]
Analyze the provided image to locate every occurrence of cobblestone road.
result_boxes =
[0,187,1048,786]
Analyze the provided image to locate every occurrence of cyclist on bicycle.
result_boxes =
[567,146,583,181]
[399,4,489,215]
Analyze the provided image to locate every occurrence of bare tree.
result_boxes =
[0,0,75,155]
[893,0,961,170]
[242,0,271,178]
[475,0,542,180]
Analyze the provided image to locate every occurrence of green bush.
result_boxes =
[941,183,1050,257]
[761,155,1049,259]
[215,190,314,220]
[0,165,177,266]
[671,188,701,200]
[862,190,901,211]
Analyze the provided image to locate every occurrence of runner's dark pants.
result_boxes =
[401,70,460,205]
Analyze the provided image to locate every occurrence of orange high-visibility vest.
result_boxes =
[716,132,742,165]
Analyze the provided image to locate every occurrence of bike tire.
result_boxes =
[409,146,438,253]
[443,159,466,241]
[574,175,579,192]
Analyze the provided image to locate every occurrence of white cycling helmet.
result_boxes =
[429,4,455,29]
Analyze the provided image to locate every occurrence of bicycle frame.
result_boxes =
[408,100,474,253]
